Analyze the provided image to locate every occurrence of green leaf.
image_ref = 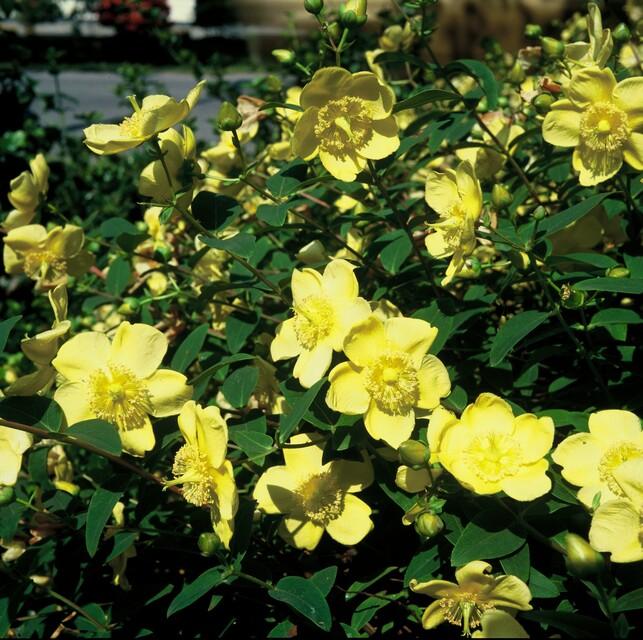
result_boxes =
[226,311,259,354]
[0,396,63,432]
[538,193,614,238]
[221,365,259,408]
[528,567,560,598]
[346,566,397,601]
[270,576,332,631]
[451,509,525,566]
[521,610,609,638]
[310,566,337,597]
[351,594,392,631]
[573,277,643,294]
[393,89,460,113]
[106,256,131,296]
[404,547,439,587]
[99,217,139,238]
[547,252,618,269]
[106,531,138,563]
[67,419,122,456]
[257,198,307,227]
[191,192,242,231]
[266,161,308,198]
[85,488,123,557]
[589,308,642,328]
[229,416,273,465]
[614,587,643,612]
[499,543,530,582]
[201,233,256,259]
[190,353,256,386]
[489,310,550,367]
[268,620,297,638]
[167,567,225,617]
[447,59,498,108]
[279,377,326,444]
[379,230,412,274]
[171,324,209,373]
[0,315,21,353]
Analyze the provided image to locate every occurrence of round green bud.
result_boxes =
[272,49,295,65]
[263,74,282,93]
[87,241,101,254]
[612,23,631,43]
[533,205,547,220]
[327,21,342,41]
[339,9,358,28]
[0,486,15,506]
[524,23,542,39]
[497,96,509,108]
[217,101,243,132]
[398,440,429,467]
[414,512,444,538]
[123,296,140,312]
[606,266,630,279]
[533,92,556,115]
[560,284,586,309]
[198,532,222,556]
[466,255,482,277]
[304,0,324,15]
[491,183,513,209]
[339,1,367,28]
[507,59,526,84]
[541,36,565,59]
[153,244,173,263]
[564,533,604,579]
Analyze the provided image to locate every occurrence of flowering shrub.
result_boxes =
[1,1,642,637]
[96,0,170,33]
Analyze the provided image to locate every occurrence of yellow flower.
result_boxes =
[619,43,643,70]
[52,321,192,456]
[565,3,613,70]
[253,433,374,550]
[6,284,70,397]
[0,426,32,486]
[3,153,49,230]
[271,258,371,388]
[3,224,93,289]
[542,66,643,186]
[472,610,530,638]
[292,67,400,181]
[551,409,642,508]
[83,80,205,155]
[589,458,643,563]
[429,394,554,501]
[167,401,238,549]
[277,87,303,124]
[326,315,451,449]
[395,465,442,494]
[456,116,525,180]
[410,560,532,635]
[424,161,483,285]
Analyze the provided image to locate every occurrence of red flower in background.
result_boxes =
[97,0,169,32]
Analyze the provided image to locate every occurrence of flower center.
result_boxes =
[171,444,217,507]
[88,364,152,432]
[314,96,373,158]
[579,102,630,153]
[466,433,523,483]
[598,442,643,497]
[293,295,336,350]
[119,111,145,137]
[23,251,67,280]
[295,472,345,526]
[364,350,419,415]
[439,592,494,636]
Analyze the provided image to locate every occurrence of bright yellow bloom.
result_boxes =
[52,322,192,456]
[83,81,205,155]
[271,258,370,388]
[292,67,399,181]
[326,315,450,448]
[3,153,49,230]
[552,409,642,507]
[589,458,643,563]
[6,284,70,397]
[253,433,374,550]
[429,394,554,501]
[0,426,32,486]
[542,66,643,186]
[167,401,238,549]
[410,560,532,635]
[3,224,93,289]
[472,610,530,638]
[565,3,613,70]
[619,43,643,70]
[424,161,483,285]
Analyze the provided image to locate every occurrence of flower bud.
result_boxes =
[533,92,556,115]
[606,266,630,278]
[414,512,444,538]
[560,284,586,309]
[304,0,324,15]
[524,23,542,39]
[507,59,526,84]
[263,74,282,93]
[541,37,565,59]
[339,1,367,28]
[491,183,513,209]
[612,23,631,43]
[0,486,15,506]
[153,244,173,263]
[216,101,243,132]
[53,480,80,496]
[398,440,429,467]
[327,21,342,41]
[533,205,547,220]
[198,532,222,556]
[272,49,295,65]
[564,533,604,579]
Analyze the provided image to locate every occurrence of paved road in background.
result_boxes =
[28,70,259,142]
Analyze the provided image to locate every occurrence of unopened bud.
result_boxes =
[272,49,295,65]
[560,284,586,309]
[564,533,604,578]
[304,0,324,15]
[0,486,15,506]
[509,250,530,271]
[507,59,526,84]
[327,21,342,41]
[533,92,556,114]
[533,205,547,220]
[491,183,513,209]
[263,74,282,93]
[612,23,631,43]
[525,23,542,39]
[198,532,222,556]
[465,255,482,276]
[54,480,80,496]
[339,0,367,28]
[217,101,243,131]
[398,440,430,467]
[541,37,565,59]
[414,512,444,538]
[606,266,630,278]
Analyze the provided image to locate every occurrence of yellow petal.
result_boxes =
[384,317,438,368]
[292,107,320,160]
[542,100,582,147]
[344,315,386,367]
[332,298,372,351]
[623,132,643,171]
[567,66,616,108]
[299,67,352,109]
[52,332,111,381]
[271,318,301,361]
[54,381,95,425]
[395,465,431,493]
[253,465,297,514]
[364,402,415,448]
[512,414,554,463]
[487,575,533,610]
[321,259,358,299]
[47,225,84,258]
[278,517,325,550]
[326,362,370,414]
[500,459,552,501]
[146,369,192,417]
[325,494,373,545]
[551,432,603,487]
[319,150,365,182]
[472,610,529,639]
[119,416,156,457]
[589,498,643,563]
[417,355,451,409]
[332,456,374,493]
[291,267,323,307]
[110,322,168,379]
[83,124,145,155]
[410,578,459,598]
[347,72,393,118]
[613,76,643,128]
[425,231,453,259]
[357,116,400,160]
[460,393,514,435]
[427,405,459,463]
[425,169,459,215]
[4,224,48,252]
[573,147,623,186]
[613,458,643,504]
[283,432,325,475]
[211,460,238,521]
[293,344,333,388]
[0,426,32,486]
[455,161,482,219]
[589,410,641,445]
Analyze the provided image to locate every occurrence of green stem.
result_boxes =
[231,129,247,171]
[232,570,272,590]
[47,588,110,631]
[335,28,350,66]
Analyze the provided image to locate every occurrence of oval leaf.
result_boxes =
[167,567,224,618]
[489,311,550,367]
[270,576,332,631]
[67,419,122,456]
[85,488,123,557]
